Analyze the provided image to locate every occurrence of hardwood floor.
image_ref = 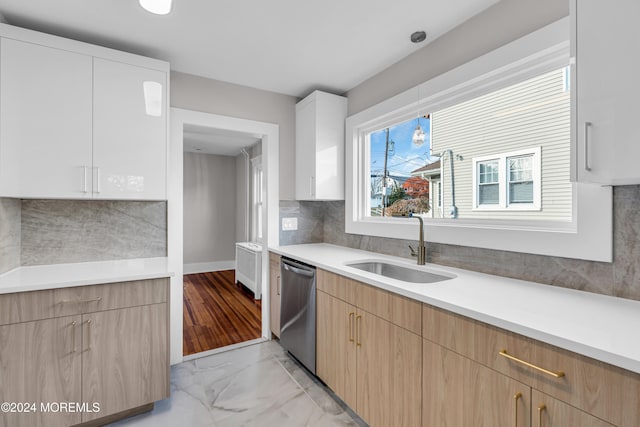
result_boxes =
[183,270,262,356]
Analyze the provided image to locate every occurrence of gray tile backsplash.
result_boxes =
[279,200,324,246]
[21,200,167,266]
[280,186,640,301]
[0,198,21,274]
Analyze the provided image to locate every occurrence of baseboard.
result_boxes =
[183,260,235,274]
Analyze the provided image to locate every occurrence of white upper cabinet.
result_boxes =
[0,38,93,198]
[572,0,640,184]
[295,90,347,200]
[93,59,167,200]
[0,24,169,200]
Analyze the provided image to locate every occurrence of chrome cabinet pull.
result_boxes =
[276,275,280,295]
[83,166,88,193]
[348,312,355,342]
[355,315,362,347]
[584,121,592,171]
[96,167,101,193]
[499,350,565,378]
[86,319,92,350]
[71,321,77,353]
[538,404,546,427]
[309,176,313,198]
[513,392,522,427]
[60,297,102,305]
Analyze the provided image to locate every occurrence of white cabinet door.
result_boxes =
[573,0,640,184]
[93,58,167,200]
[0,38,93,198]
[295,96,317,200]
[295,91,346,200]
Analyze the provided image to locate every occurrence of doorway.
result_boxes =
[181,125,263,356]
[168,108,279,365]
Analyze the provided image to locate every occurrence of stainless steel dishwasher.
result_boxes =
[279,257,316,374]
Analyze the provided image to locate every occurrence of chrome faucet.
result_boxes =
[391,213,426,265]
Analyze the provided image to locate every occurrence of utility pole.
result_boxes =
[382,128,390,217]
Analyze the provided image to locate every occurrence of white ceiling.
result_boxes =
[0,0,498,98]
[183,124,261,156]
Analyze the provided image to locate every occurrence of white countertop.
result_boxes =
[271,243,640,375]
[0,257,172,294]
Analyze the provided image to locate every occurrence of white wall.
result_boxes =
[183,152,237,269]
[345,0,569,115]
[171,72,297,199]
[235,152,249,242]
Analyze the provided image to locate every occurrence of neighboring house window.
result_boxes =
[477,160,499,205]
[251,156,263,242]
[472,148,541,210]
[437,181,442,207]
[508,155,534,204]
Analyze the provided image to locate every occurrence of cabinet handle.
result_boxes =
[96,167,101,193]
[348,312,355,342]
[499,350,565,378]
[71,321,77,353]
[538,404,546,427]
[60,297,102,305]
[584,121,592,171]
[309,176,313,197]
[83,166,88,193]
[355,315,362,347]
[86,319,92,351]
[513,392,522,427]
[276,275,280,295]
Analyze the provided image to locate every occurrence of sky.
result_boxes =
[370,116,434,177]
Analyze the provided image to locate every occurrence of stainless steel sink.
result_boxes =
[346,261,453,283]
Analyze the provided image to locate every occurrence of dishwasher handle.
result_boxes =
[281,259,316,278]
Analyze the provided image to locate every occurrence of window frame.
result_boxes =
[472,147,541,211]
[251,155,263,243]
[344,17,612,262]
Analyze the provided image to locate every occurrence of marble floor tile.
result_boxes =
[109,341,366,427]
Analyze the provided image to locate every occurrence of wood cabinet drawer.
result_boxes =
[355,279,421,335]
[317,269,358,305]
[81,278,168,313]
[423,303,640,427]
[0,278,169,325]
[0,288,82,325]
[318,269,421,334]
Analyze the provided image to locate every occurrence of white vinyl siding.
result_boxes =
[431,67,571,221]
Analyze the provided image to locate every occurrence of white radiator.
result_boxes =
[235,242,262,300]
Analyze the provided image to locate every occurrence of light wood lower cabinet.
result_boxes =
[0,316,83,427]
[269,253,281,337]
[357,310,421,427]
[424,339,531,427]
[533,390,614,427]
[81,304,168,422]
[316,271,421,427]
[423,303,633,426]
[316,290,357,409]
[0,279,169,427]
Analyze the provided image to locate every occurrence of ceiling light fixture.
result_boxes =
[410,31,427,43]
[139,0,172,15]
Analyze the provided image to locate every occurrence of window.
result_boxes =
[368,116,432,217]
[508,156,534,204]
[365,65,564,220]
[472,148,541,210]
[345,17,612,262]
[478,160,499,205]
[251,156,263,242]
